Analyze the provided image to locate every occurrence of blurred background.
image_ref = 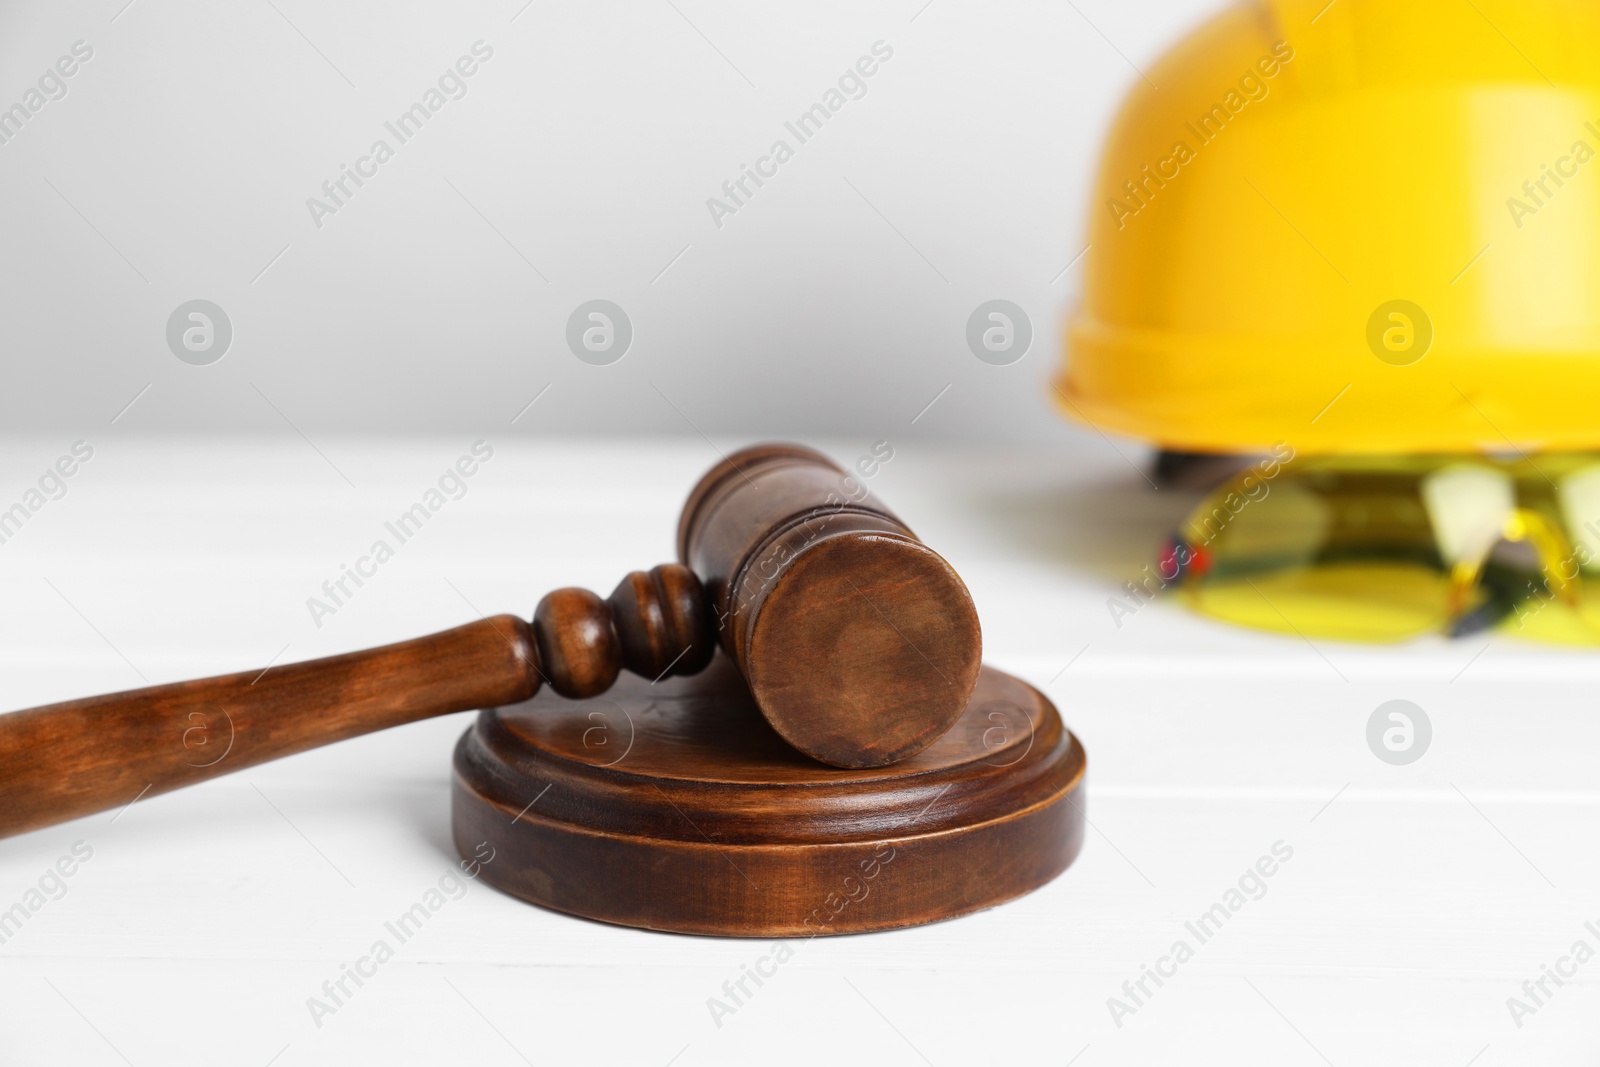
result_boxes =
[0,0,1216,443]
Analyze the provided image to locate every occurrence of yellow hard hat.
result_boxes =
[1056,0,1600,456]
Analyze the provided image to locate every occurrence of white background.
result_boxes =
[0,0,1218,441]
[3,1,1597,1065]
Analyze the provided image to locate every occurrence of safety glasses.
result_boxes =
[1162,455,1600,644]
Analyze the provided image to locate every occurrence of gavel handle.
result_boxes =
[0,616,541,840]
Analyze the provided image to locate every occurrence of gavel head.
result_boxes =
[677,443,982,768]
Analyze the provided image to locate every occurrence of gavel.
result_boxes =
[0,444,982,839]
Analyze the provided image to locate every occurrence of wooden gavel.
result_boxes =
[0,444,982,839]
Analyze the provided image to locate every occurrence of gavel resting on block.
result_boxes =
[0,443,1085,935]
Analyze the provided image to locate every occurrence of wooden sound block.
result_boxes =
[451,655,1086,936]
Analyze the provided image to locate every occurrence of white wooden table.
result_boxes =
[1,436,1594,1066]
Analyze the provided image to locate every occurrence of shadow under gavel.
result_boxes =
[0,444,982,839]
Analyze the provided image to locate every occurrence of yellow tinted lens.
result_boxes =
[1179,471,1456,642]
[1175,456,1600,644]
[1186,564,1453,642]
[1490,585,1600,645]
[1499,600,1598,645]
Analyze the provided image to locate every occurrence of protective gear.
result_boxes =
[1167,453,1600,644]
[1056,0,1600,455]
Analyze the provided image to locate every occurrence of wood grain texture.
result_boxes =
[678,443,983,768]
[452,655,1085,936]
[533,588,621,698]
[0,563,715,840]
[533,565,714,699]
[0,443,985,838]
[0,615,542,839]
